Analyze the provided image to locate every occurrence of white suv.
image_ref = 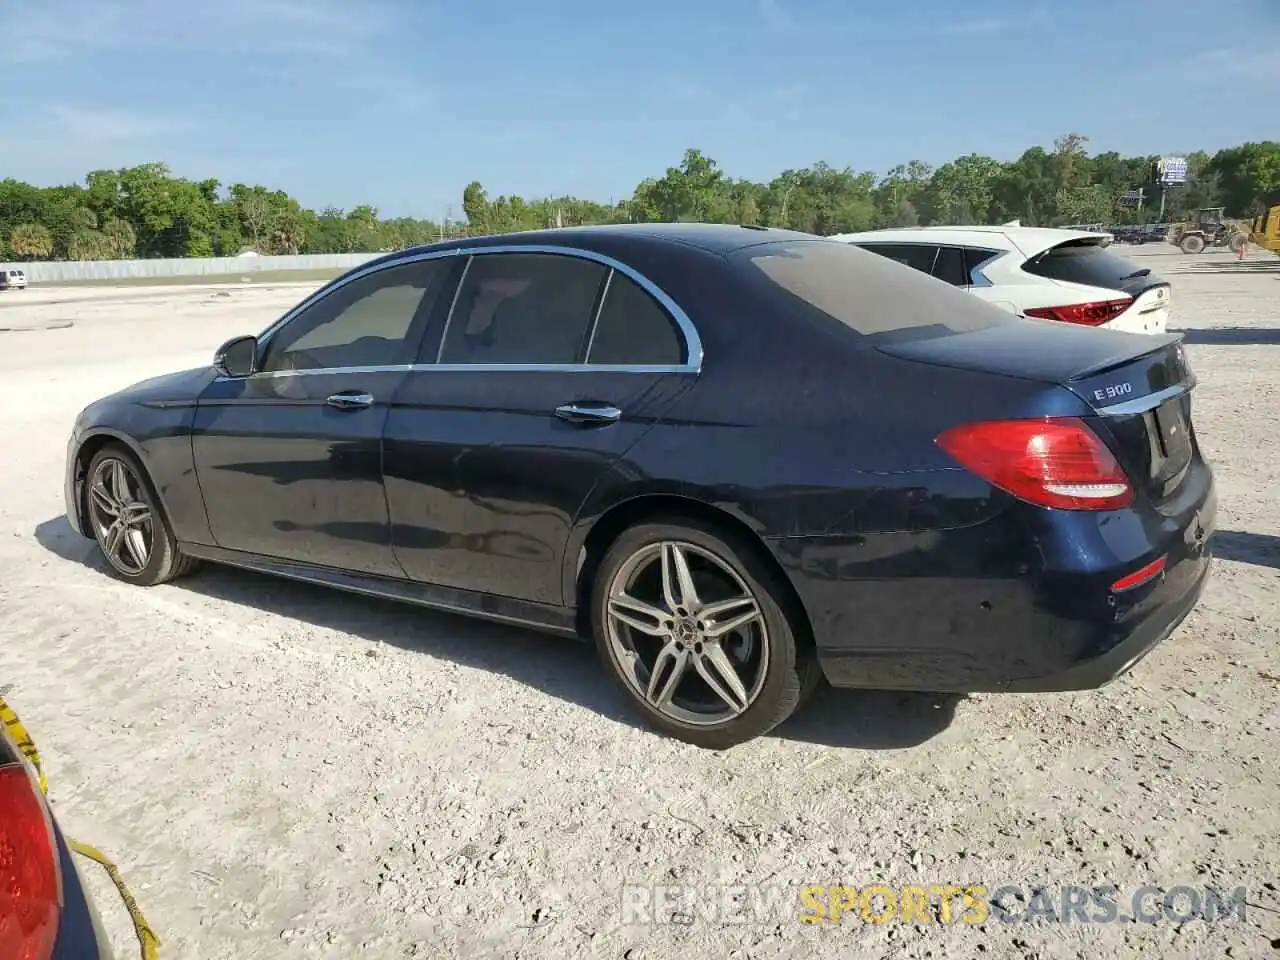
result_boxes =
[0,268,28,291]
[828,226,1171,335]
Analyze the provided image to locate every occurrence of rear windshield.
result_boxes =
[730,240,1015,344]
[1021,240,1143,289]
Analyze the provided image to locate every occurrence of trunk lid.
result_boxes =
[877,322,1197,502]
[1020,236,1173,324]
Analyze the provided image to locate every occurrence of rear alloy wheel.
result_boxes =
[592,520,815,749]
[85,444,196,586]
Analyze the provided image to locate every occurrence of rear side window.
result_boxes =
[586,271,685,366]
[440,253,608,364]
[732,240,1014,343]
[931,246,967,286]
[1021,241,1142,290]
[965,248,1000,282]
[856,243,937,275]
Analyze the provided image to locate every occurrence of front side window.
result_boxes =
[439,253,608,365]
[586,271,685,366]
[260,260,447,372]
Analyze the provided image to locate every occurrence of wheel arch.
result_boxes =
[570,493,815,649]
[69,429,167,537]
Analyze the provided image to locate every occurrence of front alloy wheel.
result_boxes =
[83,443,196,586]
[88,456,154,576]
[593,519,815,748]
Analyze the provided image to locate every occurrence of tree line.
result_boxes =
[2,134,1277,262]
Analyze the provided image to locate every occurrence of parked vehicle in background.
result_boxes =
[1110,223,1172,245]
[1171,207,1249,255]
[62,223,1213,748]
[0,710,112,959]
[829,225,1172,335]
[0,268,28,290]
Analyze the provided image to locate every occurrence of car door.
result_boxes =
[382,246,699,607]
[192,256,454,575]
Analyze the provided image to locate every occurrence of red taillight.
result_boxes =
[0,765,60,960]
[936,418,1134,511]
[1024,298,1133,326]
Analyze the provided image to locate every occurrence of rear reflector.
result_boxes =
[1111,555,1167,592]
[936,418,1134,511]
[1024,298,1133,326]
[0,765,60,960]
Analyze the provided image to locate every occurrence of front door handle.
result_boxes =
[555,402,622,425]
[326,391,374,410]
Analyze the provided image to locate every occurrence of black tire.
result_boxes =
[84,443,197,586]
[1179,234,1206,254]
[591,517,818,749]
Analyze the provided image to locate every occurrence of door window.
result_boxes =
[260,259,448,373]
[438,253,608,365]
[586,271,686,366]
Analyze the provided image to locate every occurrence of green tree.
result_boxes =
[462,182,489,233]
[102,218,137,258]
[1205,141,1280,215]
[9,223,53,260]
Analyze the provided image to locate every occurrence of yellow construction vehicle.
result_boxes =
[1247,195,1280,254]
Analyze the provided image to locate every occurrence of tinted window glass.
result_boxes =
[931,246,968,286]
[964,247,1000,281]
[856,242,937,275]
[586,271,685,365]
[732,240,1014,342]
[261,260,447,372]
[440,253,607,364]
[1021,241,1143,290]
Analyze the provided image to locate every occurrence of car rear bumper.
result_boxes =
[768,469,1216,694]
[993,542,1209,692]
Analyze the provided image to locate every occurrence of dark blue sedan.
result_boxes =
[62,224,1214,748]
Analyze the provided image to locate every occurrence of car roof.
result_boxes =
[392,222,825,260]
[828,225,1113,259]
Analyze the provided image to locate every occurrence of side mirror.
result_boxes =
[213,335,258,378]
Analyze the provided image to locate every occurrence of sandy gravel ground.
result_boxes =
[1,249,1278,960]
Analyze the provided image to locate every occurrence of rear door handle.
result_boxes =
[326,391,374,410]
[555,402,622,425]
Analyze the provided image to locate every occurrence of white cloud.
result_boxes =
[0,0,395,63]
[50,105,195,142]
[931,6,1049,37]
[1200,47,1280,83]
[757,0,796,31]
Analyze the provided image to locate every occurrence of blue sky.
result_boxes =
[1,0,1275,220]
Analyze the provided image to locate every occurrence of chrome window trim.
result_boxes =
[221,243,703,382]
[217,361,696,381]
[434,254,474,363]
[582,268,614,362]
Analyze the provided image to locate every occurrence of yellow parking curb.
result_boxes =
[1,696,159,960]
